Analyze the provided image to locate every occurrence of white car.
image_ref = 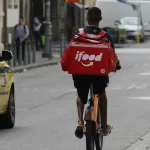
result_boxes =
[115,17,145,42]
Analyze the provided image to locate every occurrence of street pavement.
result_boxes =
[1,47,150,150]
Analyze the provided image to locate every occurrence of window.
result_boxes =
[0,0,3,11]
[8,0,12,9]
[14,0,18,9]
[121,18,139,25]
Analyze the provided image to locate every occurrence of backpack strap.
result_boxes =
[77,28,108,42]
[99,30,106,37]
[23,24,27,34]
[79,28,106,37]
[15,24,27,34]
[78,28,84,34]
[15,24,17,31]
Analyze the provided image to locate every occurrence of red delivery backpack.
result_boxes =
[61,28,116,76]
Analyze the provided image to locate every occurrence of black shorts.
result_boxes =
[72,75,109,104]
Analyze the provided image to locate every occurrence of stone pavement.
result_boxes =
[147,147,150,150]
[35,50,60,63]
[127,40,150,48]
[6,48,150,150]
[11,50,60,73]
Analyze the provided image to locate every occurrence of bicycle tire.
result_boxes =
[86,121,95,150]
[95,107,103,150]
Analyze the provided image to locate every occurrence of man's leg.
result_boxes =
[72,75,89,139]
[99,90,107,127]
[34,31,40,51]
[93,76,112,136]
[22,40,25,62]
[15,38,20,63]
[75,88,89,139]
[76,96,84,125]
[99,90,112,135]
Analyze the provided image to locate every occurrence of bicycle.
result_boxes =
[84,83,103,150]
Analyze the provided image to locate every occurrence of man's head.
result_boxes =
[19,17,24,25]
[87,7,102,26]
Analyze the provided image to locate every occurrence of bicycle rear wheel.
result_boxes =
[95,107,103,150]
[86,121,95,150]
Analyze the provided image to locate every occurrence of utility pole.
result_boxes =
[42,0,52,59]
[82,0,85,28]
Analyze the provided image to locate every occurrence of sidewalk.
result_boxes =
[11,39,143,73]
[12,51,60,73]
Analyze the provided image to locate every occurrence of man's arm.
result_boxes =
[24,25,29,39]
[105,33,121,71]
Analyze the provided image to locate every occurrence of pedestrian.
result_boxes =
[13,17,29,63]
[39,17,46,49]
[33,16,42,51]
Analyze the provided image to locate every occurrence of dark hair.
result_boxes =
[20,16,24,20]
[87,7,102,24]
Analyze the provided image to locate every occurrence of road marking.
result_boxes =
[134,64,139,67]
[126,130,150,150]
[116,48,150,54]
[136,84,147,89]
[129,97,150,100]
[112,87,122,90]
[111,86,122,90]
[139,73,150,76]
[126,85,135,90]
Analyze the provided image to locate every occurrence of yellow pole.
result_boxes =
[88,0,93,7]
[137,5,140,44]
[137,30,140,44]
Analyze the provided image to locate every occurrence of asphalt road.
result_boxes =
[1,48,150,150]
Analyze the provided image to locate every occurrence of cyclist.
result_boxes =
[61,7,121,139]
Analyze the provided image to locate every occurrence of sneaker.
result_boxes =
[102,124,112,136]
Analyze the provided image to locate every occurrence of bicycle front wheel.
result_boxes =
[86,121,95,150]
[95,132,103,150]
[95,107,103,150]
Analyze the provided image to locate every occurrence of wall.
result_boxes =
[7,0,19,27]
[2,0,20,43]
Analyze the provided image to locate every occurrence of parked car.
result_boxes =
[0,50,15,128]
[115,17,145,42]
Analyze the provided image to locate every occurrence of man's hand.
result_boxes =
[114,60,121,72]
[24,36,28,40]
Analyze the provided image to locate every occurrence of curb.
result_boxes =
[12,59,60,73]
[114,44,128,48]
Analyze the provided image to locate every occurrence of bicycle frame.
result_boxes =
[84,83,99,130]
[84,83,103,150]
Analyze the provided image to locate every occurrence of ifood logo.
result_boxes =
[75,51,103,67]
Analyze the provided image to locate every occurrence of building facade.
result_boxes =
[65,0,90,41]
[0,0,4,52]
[2,0,20,44]
[1,0,96,46]
[29,0,66,41]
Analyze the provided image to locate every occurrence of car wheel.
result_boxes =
[0,89,15,128]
